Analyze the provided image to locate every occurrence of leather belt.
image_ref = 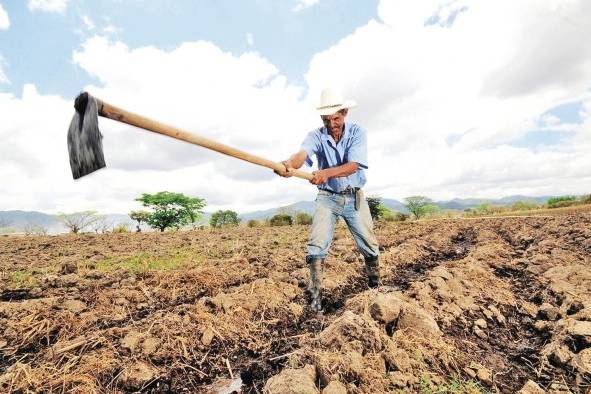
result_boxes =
[320,187,358,195]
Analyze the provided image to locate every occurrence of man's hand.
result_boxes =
[275,160,295,177]
[310,169,329,185]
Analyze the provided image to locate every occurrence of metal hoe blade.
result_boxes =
[67,92,106,179]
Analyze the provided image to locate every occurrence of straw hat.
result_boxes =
[316,88,357,116]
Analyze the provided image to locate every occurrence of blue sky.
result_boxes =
[0,0,378,98]
[0,0,590,215]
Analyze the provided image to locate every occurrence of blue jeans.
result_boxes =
[307,190,379,260]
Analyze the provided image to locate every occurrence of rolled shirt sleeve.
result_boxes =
[300,130,321,167]
[346,125,368,169]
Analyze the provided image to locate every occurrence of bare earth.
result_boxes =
[0,211,590,393]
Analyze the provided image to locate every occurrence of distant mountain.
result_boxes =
[239,201,315,222]
[0,194,561,231]
[436,195,552,211]
[238,194,556,220]
[381,198,408,213]
[496,195,552,204]
[0,211,57,228]
[0,211,133,234]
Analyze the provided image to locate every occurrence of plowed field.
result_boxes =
[1,212,590,393]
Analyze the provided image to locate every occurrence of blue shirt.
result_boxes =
[300,122,368,192]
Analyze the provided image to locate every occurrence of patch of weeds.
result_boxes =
[89,250,203,274]
[9,270,38,288]
[204,249,223,259]
[287,355,298,369]
[415,349,426,366]
[420,374,488,394]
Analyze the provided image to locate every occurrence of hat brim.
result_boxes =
[316,99,357,116]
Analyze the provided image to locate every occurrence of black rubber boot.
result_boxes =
[307,256,324,313]
[365,255,380,288]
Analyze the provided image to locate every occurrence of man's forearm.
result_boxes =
[285,150,308,169]
[322,162,359,178]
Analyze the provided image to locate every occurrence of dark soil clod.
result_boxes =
[0,288,32,301]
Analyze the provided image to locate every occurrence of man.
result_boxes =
[276,88,380,313]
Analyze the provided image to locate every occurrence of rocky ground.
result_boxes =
[0,211,590,393]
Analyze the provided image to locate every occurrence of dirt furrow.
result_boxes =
[1,213,590,393]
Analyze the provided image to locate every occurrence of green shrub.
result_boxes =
[295,212,313,225]
[490,205,509,214]
[547,195,576,208]
[247,219,260,228]
[379,208,409,222]
[269,214,293,226]
[467,203,508,216]
[391,212,410,222]
[474,203,491,215]
[553,200,578,208]
[112,223,131,233]
[210,210,240,228]
[511,201,538,211]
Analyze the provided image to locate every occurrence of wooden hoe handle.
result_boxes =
[96,98,314,181]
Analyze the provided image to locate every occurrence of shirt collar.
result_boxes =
[321,122,349,143]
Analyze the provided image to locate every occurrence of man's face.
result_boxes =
[321,109,347,134]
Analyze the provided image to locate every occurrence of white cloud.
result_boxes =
[82,15,95,30]
[0,37,317,214]
[292,0,320,12]
[0,3,9,30]
[303,0,591,200]
[2,0,591,215]
[0,54,8,84]
[541,114,561,127]
[103,24,121,35]
[27,0,69,13]
[76,15,121,37]
[246,32,254,47]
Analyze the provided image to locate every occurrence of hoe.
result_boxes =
[67,92,313,181]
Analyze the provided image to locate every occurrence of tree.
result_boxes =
[366,196,392,221]
[270,214,293,226]
[91,215,113,234]
[56,211,99,233]
[422,203,440,218]
[129,210,151,232]
[210,210,240,228]
[184,199,206,229]
[295,212,313,225]
[366,196,383,221]
[404,196,435,220]
[23,223,48,236]
[135,191,206,232]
